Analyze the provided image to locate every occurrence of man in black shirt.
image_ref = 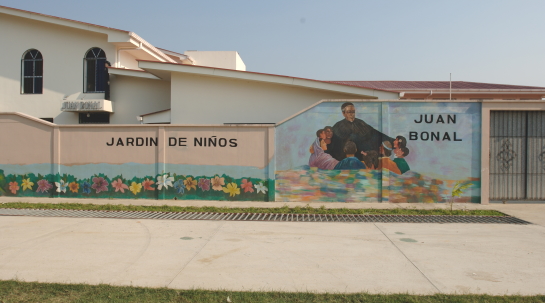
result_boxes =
[329,102,393,161]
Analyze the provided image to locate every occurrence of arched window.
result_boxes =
[21,49,43,94]
[84,48,107,93]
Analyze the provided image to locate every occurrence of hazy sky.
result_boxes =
[3,0,544,86]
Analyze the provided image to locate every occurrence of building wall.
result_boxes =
[170,73,376,124]
[0,113,274,201]
[109,75,171,124]
[185,51,246,71]
[275,100,482,203]
[0,13,116,123]
[117,51,140,70]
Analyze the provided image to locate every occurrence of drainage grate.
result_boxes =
[0,208,531,224]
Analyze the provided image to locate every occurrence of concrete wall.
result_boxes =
[170,73,375,124]
[0,13,116,123]
[185,51,246,71]
[0,113,274,201]
[109,75,171,124]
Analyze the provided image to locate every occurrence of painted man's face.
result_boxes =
[393,138,399,149]
[394,148,403,157]
[342,105,356,122]
[325,128,333,139]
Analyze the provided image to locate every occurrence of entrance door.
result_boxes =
[490,111,545,201]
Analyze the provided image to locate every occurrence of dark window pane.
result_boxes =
[23,60,34,76]
[86,48,97,58]
[24,51,33,60]
[35,60,43,76]
[23,78,33,93]
[96,58,106,92]
[34,77,43,94]
[86,59,96,92]
[79,112,110,124]
[35,51,43,60]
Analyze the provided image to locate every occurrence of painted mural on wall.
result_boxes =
[0,169,269,201]
[275,101,481,203]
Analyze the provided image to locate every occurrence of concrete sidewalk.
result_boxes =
[0,197,544,295]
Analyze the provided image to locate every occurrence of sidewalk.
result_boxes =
[0,197,544,295]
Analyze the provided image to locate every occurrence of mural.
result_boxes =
[0,169,270,201]
[275,101,481,203]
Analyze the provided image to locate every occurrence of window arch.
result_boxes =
[21,49,43,94]
[84,47,107,93]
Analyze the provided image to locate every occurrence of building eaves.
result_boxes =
[137,60,400,99]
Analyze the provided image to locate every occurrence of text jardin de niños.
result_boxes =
[106,136,238,147]
[409,114,462,141]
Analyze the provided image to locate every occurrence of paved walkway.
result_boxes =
[0,197,544,295]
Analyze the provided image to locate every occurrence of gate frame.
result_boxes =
[481,101,545,204]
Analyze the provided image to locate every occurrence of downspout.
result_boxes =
[425,90,433,100]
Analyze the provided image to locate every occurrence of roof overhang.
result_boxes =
[108,67,161,80]
[137,61,400,99]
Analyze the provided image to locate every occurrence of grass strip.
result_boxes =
[0,202,505,216]
[0,280,544,303]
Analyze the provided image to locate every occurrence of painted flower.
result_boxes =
[156,174,174,190]
[36,179,53,193]
[211,176,225,191]
[69,182,79,193]
[184,177,197,191]
[111,178,129,193]
[82,181,91,194]
[9,181,19,194]
[222,182,240,197]
[241,179,254,193]
[21,178,34,191]
[255,182,268,194]
[173,179,185,194]
[91,177,109,194]
[55,180,68,193]
[129,182,142,195]
[142,178,155,191]
[198,178,210,191]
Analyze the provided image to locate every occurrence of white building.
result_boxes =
[0,5,398,125]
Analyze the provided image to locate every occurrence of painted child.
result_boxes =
[393,147,411,174]
[377,141,401,174]
[334,141,366,170]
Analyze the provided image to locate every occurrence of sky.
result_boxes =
[2,0,544,86]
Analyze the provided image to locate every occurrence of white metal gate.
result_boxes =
[490,111,545,201]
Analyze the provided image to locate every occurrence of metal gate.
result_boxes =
[490,111,545,201]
